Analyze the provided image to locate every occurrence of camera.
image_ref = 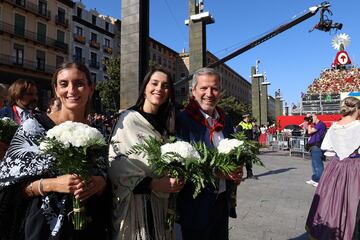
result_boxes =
[304,116,313,124]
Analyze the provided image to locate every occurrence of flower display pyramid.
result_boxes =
[307,33,359,95]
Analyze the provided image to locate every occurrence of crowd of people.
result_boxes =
[0,61,359,240]
[307,67,360,94]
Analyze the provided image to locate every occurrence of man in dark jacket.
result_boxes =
[0,79,38,158]
[176,68,243,240]
[0,79,38,123]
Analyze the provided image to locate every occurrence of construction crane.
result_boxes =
[175,1,342,86]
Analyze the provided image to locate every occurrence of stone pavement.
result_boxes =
[229,150,320,240]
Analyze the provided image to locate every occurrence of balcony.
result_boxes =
[89,40,100,49]
[72,55,85,64]
[73,34,86,44]
[55,15,69,28]
[103,46,112,54]
[0,54,55,74]
[0,21,68,53]
[89,60,100,69]
[3,0,51,20]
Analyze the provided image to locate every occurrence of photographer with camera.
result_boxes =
[305,114,326,187]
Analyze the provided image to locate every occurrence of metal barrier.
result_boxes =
[267,133,309,158]
[289,136,309,158]
[269,133,289,151]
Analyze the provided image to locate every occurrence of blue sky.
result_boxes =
[82,0,359,105]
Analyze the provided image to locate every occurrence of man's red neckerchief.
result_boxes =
[185,98,225,144]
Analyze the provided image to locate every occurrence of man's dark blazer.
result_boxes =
[0,106,15,121]
[176,110,235,230]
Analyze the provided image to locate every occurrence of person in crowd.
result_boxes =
[0,83,8,108]
[0,79,39,161]
[299,113,312,136]
[236,114,258,179]
[306,97,360,240]
[305,114,326,187]
[0,78,38,124]
[46,97,61,115]
[108,67,183,240]
[176,67,243,240]
[0,62,107,239]
[259,124,267,145]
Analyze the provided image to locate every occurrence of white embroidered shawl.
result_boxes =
[108,110,172,240]
[321,120,360,160]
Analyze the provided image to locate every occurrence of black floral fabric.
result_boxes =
[0,114,108,240]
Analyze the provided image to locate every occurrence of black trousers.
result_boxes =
[245,161,253,177]
[181,192,229,240]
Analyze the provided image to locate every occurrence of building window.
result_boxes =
[57,30,65,43]
[181,87,186,95]
[36,50,45,71]
[92,15,96,25]
[158,56,162,65]
[37,22,47,43]
[14,14,25,36]
[90,52,98,68]
[91,52,97,62]
[77,7,82,18]
[76,26,83,35]
[90,73,97,84]
[103,57,109,71]
[74,47,82,62]
[13,44,24,65]
[104,38,110,47]
[91,33,97,42]
[105,22,109,31]
[56,55,64,67]
[152,54,156,62]
[38,0,47,16]
[57,7,66,23]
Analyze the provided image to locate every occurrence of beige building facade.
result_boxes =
[0,0,74,109]
[71,1,116,85]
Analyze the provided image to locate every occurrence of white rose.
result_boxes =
[45,121,105,147]
[217,138,244,154]
[161,141,200,160]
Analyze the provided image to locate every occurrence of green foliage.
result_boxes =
[218,96,251,125]
[228,132,264,167]
[0,118,18,144]
[40,135,107,230]
[128,136,209,198]
[41,138,107,180]
[96,57,121,113]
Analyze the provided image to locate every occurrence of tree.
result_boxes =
[96,57,120,113]
[218,96,251,126]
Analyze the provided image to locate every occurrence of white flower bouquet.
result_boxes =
[214,132,263,175]
[0,117,18,144]
[40,121,107,230]
[128,137,209,197]
[128,136,209,230]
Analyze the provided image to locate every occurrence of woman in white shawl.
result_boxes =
[306,96,360,240]
[109,67,184,240]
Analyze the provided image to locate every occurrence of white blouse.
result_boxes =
[321,120,360,160]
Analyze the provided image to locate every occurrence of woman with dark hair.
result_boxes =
[108,67,183,239]
[0,62,108,239]
[46,97,61,115]
[306,97,360,240]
